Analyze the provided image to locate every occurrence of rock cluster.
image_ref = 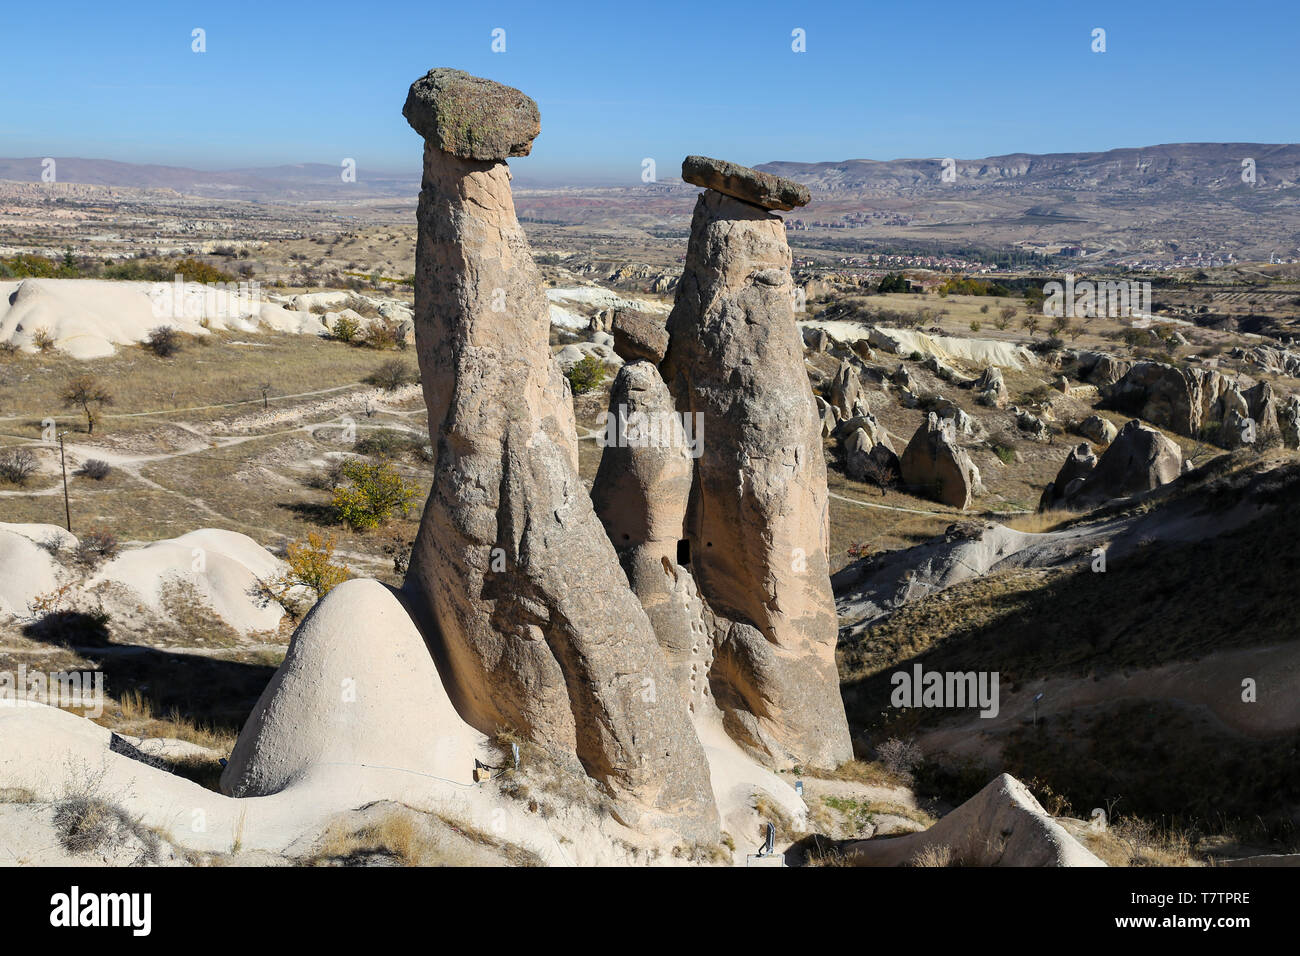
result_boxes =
[1012,405,1050,441]
[973,366,1008,407]
[818,357,900,489]
[1040,420,1182,511]
[1077,414,1118,445]
[1234,343,1300,378]
[829,358,870,418]
[1102,361,1281,447]
[1071,351,1132,387]
[803,326,832,352]
[226,73,854,841]
[845,426,901,488]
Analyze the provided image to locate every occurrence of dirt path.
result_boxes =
[829,489,1030,518]
[0,385,421,508]
[0,383,365,424]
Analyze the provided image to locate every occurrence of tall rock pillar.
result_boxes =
[400,69,716,838]
[659,156,852,769]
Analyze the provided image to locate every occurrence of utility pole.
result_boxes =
[57,432,71,533]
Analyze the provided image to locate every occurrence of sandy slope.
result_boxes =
[0,522,290,635]
[0,278,329,358]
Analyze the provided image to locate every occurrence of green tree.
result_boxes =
[566,355,607,394]
[170,258,236,283]
[877,272,911,294]
[332,459,418,530]
[331,313,362,343]
[275,532,351,599]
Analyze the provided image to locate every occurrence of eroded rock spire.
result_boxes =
[595,156,852,769]
[401,69,716,838]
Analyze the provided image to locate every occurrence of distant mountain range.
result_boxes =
[753,144,1300,262]
[4,143,1296,201]
[757,143,1300,196]
[3,144,1297,260]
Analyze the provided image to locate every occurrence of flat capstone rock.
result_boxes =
[681,155,810,211]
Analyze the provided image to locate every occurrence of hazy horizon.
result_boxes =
[3,0,1297,183]
[4,138,1299,193]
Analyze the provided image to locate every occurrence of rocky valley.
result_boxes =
[2,63,1298,889]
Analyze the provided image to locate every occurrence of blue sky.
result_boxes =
[2,0,1296,183]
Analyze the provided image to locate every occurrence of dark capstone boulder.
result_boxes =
[681,155,810,211]
[610,309,670,364]
[403,68,541,160]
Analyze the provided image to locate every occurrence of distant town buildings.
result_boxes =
[829,252,996,274]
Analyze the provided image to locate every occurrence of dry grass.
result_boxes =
[672,841,733,864]
[803,758,909,789]
[817,796,871,837]
[754,792,798,844]
[0,330,427,590]
[101,689,237,752]
[52,797,159,862]
[827,478,955,571]
[311,809,429,866]
[231,808,248,855]
[840,463,1300,843]
[843,478,1300,695]
[999,698,1300,845]
[306,803,543,867]
[1005,509,1082,533]
[803,839,854,867]
[159,577,244,648]
[1078,817,1204,867]
[818,793,935,838]
[0,330,395,431]
[50,763,162,865]
[873,800,935,826]
[158,752,227,792]
[907,843,955,867]
[2,580,282,755]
